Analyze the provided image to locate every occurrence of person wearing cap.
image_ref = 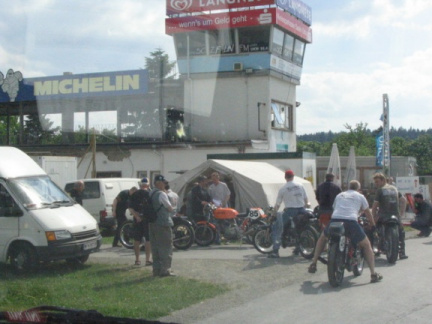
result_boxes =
[149,175,175,277]
[268,170,309,258]
[112,186,137,247]
[129,177,153,266]
[411,193,432,237]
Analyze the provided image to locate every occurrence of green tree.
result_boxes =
[0,116,20,145]
[406,134,432,175]
[23,113,60,144]
[145,48,176,80]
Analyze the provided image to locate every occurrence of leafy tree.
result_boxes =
[0,116,20,145]
[23,113,60,144]
[145,48,176,80]
[406,134,432,175]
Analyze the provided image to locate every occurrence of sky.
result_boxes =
[1,0,432,135]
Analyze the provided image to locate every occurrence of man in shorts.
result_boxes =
[308,180,383,283]
[129,178,152,266]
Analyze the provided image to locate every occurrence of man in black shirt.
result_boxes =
[69,180,85,205]
[411,193,432,237]
[315,173,341,230]
[190,175,212,222]
[112,186,137,247]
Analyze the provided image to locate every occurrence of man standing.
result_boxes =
[112,186,137,247]
[208,172,231,207]
[150,175,175,277]
[70,180,85,205]
[208,171,231,244]
[269,170,309,258]
[308,180,382,283]
[315,173,341,230]
[372,172,408,260]
[129,178,152,266]
[190,175,212,222]
[411,193,432,237]
[165,181,179,217]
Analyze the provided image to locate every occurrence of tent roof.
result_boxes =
[170,159,317,212]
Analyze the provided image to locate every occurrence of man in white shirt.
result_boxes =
[308,180,382,283]
[269,170,309,258]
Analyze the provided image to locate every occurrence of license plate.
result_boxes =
[83,240,97,250]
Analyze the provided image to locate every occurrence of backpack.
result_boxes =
[142,190,163,223]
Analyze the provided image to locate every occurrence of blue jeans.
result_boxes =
[411,218,430,234]
[271,207,305,252]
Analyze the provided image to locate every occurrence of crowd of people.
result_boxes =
[66,168,431,283]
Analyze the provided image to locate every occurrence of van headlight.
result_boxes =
[46,230,72,241]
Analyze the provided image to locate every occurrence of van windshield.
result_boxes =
[9,176,73,209]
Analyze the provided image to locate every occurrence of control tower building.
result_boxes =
[166,0,312,152]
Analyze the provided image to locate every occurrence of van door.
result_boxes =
[0,183,20,259]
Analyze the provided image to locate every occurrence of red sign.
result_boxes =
[166,0,276,15]
[165,8,312,43]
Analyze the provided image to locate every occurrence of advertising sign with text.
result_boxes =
[276,0,312,26]
[166,0,276,15]
[166,8,312,43]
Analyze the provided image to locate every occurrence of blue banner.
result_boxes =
[0,69,149,103]
[277,0,312,26]
[376,132,384,167]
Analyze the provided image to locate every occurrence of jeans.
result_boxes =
[271,207,306,252]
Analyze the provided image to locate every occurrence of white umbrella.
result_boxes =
[327,143,341,187]
[345,146,357,187]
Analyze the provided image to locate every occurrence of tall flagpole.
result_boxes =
[382,94,390,176]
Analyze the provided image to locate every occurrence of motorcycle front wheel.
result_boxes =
[195,224,216,246]
[298,225,319,260]
[252,228,273,254]
[119,220,135,249]
[172,222,195,250]
[327,242,345,287]
[352,245,365,276]
[385,225,399,264]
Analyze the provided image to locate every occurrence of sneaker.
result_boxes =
[399,254,408,260]
[159,272,177,277]
[308,263,317,273]
[267,251,280,258]
[370,272,383,283]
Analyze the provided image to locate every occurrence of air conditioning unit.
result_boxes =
[233,62,243,71]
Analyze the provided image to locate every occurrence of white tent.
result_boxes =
[169,159,318,213]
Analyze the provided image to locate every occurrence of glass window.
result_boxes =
[174,33,188,58]
[271,102,292,130]
[238,26,270,53]
[208,29,236,55]
[189,31,207,56]
[283,34,294,61]
[272,28,284,57]
[293,39,305,66]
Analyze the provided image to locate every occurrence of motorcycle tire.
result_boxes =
[298,224,320,260]
[195,224,216,246]
[327,241,345,287]
[172,222,195,250]
[352,245,365,276]
[385,225,399,264]
[252,227,273,254]
[119,220,135,249]
[243,221,266,245]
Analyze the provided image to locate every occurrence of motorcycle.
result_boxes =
[194,203,242,246]
[324,218,366,288]
[252,208,320,259]
[119,215,195,250]
[368,215,400,264]
[238,207,271,244]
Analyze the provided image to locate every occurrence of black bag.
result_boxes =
[142,190,163,223]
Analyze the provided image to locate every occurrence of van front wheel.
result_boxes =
[9,243,38,273]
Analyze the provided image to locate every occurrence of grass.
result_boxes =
[0,262,227,320]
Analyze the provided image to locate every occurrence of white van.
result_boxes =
[64,178,141,229]
[0,147,101,272]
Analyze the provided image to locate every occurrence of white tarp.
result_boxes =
[345,146,357,187]
[169,159,318,213]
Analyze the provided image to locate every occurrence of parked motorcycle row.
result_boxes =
[117,204,322,261]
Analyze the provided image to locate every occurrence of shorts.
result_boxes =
[324,219,366,246]
[133,218,149,242]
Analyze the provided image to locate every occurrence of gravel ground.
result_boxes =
[90,229,418,324]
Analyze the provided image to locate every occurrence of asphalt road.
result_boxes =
[88,230,431,323]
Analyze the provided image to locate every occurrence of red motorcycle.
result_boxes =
[194,204,269,246]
